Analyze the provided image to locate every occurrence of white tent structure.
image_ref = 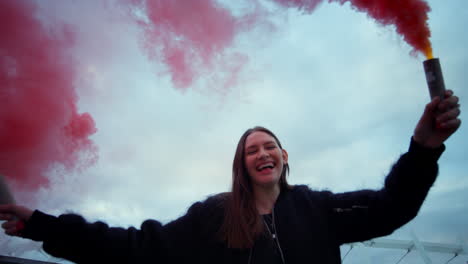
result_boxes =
[342,234,468,264]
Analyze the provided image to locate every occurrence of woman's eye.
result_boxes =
[247,150,257,155]
[266,146,276,150]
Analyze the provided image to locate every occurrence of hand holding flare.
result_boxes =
[413,90,461,148]
[0,174,32,236]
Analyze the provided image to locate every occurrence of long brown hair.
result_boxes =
[220,126,290,249]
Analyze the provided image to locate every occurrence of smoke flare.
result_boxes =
[0,0,97,189]
[271,0,433,58]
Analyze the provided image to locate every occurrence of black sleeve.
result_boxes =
[21,200,209,264]
[326,137,445,245]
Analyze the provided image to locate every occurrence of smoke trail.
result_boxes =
[129,0,433,91]
[0,0,97,189]
[127,0,266,91]
[271,0,433,58]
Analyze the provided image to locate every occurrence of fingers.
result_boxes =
[1,208,21,236]
[437,107,461,124]
[1,206,26,236]
[439,90,459,112]
[0,204,33,221]
[439,118,462,130]
[0,204,20,220]
[1,219,16,229]
[435,90,461,130]
[444,89,454,98]
[1,219,25,236]
[424,96,442,114]
[0,212,16,221]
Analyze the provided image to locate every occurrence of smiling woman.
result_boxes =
[0,91,462,264]
[221,127,291,252]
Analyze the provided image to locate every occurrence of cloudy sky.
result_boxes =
[1,0,467,263]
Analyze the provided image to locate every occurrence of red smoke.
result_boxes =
[271,0,433,58]
[0,0,97,189]
[127,0,262,90]
[129,0,433,91]
[0,0,435,189]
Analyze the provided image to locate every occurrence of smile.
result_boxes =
[257,162,275,172]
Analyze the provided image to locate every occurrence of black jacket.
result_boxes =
[22,138,444,264]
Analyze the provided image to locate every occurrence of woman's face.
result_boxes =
[244,131,288,189]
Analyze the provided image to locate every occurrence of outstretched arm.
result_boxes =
[0,199,212,264]
[1,205,166,264]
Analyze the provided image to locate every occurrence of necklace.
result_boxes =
[263,214,276,239]
[262,209,286,264]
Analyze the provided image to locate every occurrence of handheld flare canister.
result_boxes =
[0,174,25,233]
[423,58,446,99]
[0,173,15,205]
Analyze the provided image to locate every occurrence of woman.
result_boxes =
[0,90,462,264]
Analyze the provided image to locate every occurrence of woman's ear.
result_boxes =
[282,149,288,165]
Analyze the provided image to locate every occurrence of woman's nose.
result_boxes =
[257,148,269,160]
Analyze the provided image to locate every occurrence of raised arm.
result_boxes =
[327,90,461,244]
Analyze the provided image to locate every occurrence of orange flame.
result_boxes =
[424,45,434,59]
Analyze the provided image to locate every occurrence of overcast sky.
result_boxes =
[1,0,467,263]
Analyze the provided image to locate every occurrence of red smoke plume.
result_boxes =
[0,0,97,189]
[127,0,262,90]
[271,0,433,58]
[128,0,433,91]
[0,0,435,189]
